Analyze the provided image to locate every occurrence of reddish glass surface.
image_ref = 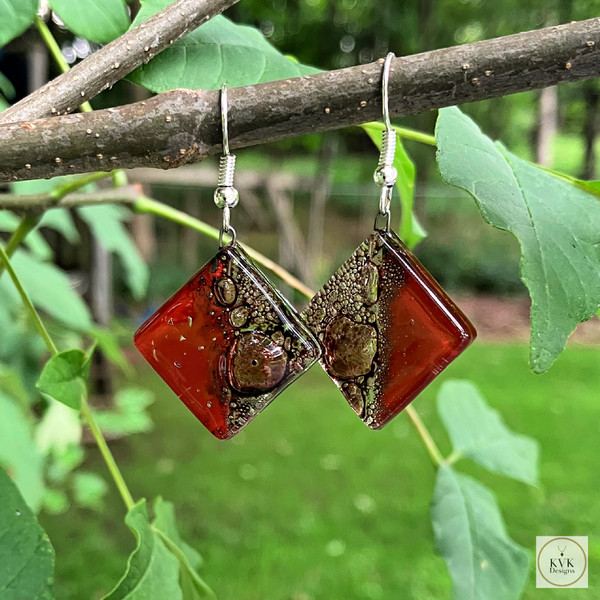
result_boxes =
[134,244,321,440]
[302,229,476,429]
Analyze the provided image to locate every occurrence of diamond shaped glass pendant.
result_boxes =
[135,244,321,440]
[302,229,476,429]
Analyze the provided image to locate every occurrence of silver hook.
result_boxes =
[220,83,230,155]
[214,84,238,247]
[382,52,394,131]
[373,52,397,231]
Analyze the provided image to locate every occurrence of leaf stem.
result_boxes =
[5,214,40,253]
[392,125,437,147]
[34,16,93,113]
[405,405,444,466]
[50,170,115,200]
[0,214,40,278]
[80,399,136,511]
[112,170,129,188]
[0,242,59,355]
[445,450,463,466]
[362,121,437,147]
[153,527,217,599]
[0,244,136,512]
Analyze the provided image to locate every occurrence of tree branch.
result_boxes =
[0,0,240,125]
[0,186,315,297]
[0,187,140,211]
[1,17,600,182]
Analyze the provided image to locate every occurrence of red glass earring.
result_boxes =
[134,85,321,440]
[302,54,476,429]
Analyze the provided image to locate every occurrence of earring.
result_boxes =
[134,85,321,440]
[302,54,476,429]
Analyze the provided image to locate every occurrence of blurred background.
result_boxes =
[1,1,599,598]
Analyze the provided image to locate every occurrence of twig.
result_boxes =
[0,0,240,124]
[133,196,316,299]
[1,17,600,181]
[0,188,138,211]
[0,171,114,278]
[0,184,316,297]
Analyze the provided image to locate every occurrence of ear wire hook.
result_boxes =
[382,52,393,131]
[220,83,231,156]
[214,83,238,247]
[373,52,397,232]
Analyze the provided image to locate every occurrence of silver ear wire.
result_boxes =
[214,84,238,247]
[373,52,397,231]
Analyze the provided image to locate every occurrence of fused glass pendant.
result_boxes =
[134,244,321,440]
[302,229,476,429]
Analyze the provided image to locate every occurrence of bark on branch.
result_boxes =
[2,17,600,182]
[0,0,240,125]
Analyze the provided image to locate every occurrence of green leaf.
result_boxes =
[0,211,53,260]
[0,466,54,600]
[432,465,529,600]
[49,0,129,44]
[0,393,45,513]
[10,178,81,245]
[35,400,82,454]
[152,498,214,599]
[0,210,18,231]
[129,2,317,92]
[39,209,80,244]
[152,498,203,571]
[36,350,89,410]
[436,106,600,372]
[363,122,426,249]
[78,205,149,300]
[0,363,29,409]
[91,327,134,376]
[95,387,154,436]
[46,444,84,486]
[0,303,48,388]
[43,488,69,515]
[9,250,93,331]
[0,0,37,47]
[0,72,15,100]
[103,499,182,600]
[437,380,539,485]
[72,471,108,511]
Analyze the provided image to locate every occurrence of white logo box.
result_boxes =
[536,536,588,589]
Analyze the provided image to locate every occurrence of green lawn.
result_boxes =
[41,343,600,600]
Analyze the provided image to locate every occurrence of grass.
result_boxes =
[41,342,600,600]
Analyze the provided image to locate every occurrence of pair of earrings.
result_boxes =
[134,54,476,440]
